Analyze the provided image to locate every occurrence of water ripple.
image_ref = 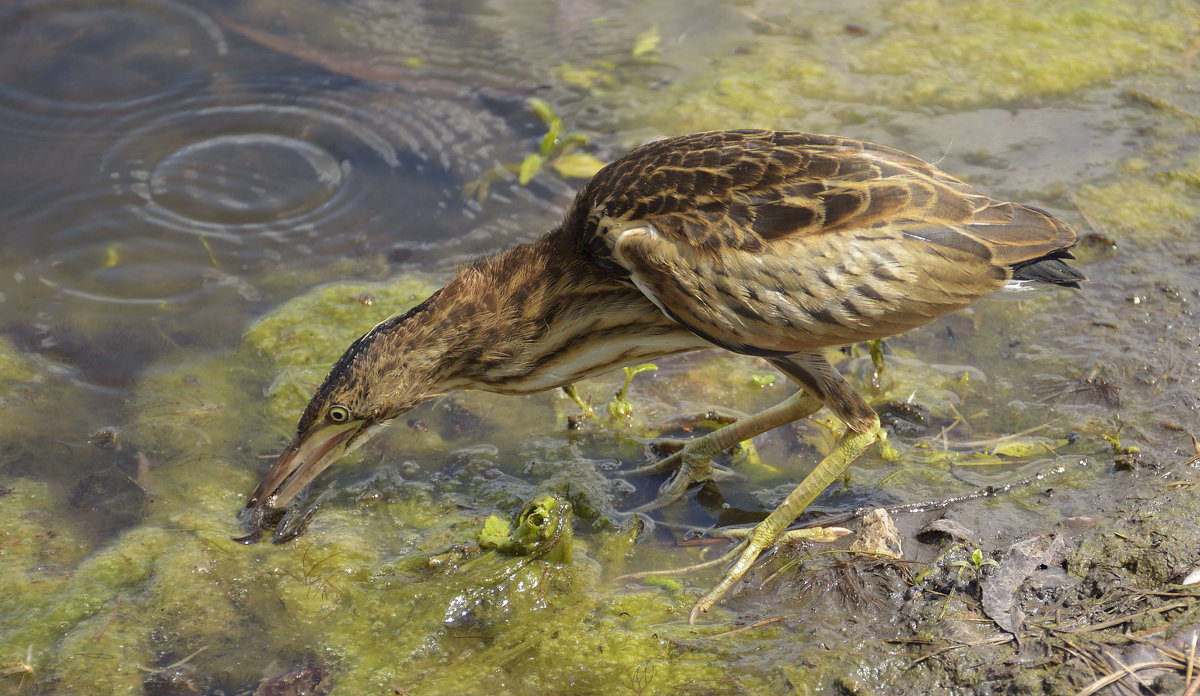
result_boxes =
[148,133,344,227]
[0,0,225,114]
[92,84,537,259]
[100,99,400,240]
[12,189,255,308]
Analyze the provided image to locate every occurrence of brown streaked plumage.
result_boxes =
[241,129,1083,618]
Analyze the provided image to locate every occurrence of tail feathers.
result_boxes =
[1009,250,1086,289]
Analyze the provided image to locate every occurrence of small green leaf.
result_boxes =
[619,363,658,398]
[632,25,661,58]
[750,374,776,388]
[560,132,591,148]
[643,575,684,591]
[527,97,558,126]
[538,117,563,157]
[990,438,1052,458]
[551,152,606,179]
[518,153,545,185]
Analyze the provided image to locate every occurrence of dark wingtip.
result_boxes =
[1010,250,1087,288]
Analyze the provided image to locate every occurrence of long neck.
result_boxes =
[415,229,702,395]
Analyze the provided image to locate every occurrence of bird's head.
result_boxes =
[244,304,444,514]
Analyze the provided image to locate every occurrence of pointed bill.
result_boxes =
[247,421,362,510]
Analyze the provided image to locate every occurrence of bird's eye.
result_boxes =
[327,405,352,423]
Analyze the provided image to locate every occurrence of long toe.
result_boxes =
[689,418,885,621]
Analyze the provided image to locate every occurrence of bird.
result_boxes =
[240,129,1083,621]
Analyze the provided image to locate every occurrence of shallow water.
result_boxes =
[1,0,1198,694]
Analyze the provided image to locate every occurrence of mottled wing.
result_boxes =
[574,130,1075,355]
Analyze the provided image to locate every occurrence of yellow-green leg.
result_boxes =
[689,416,885,623]
[623,390,825,513]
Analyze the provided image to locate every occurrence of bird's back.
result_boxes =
[565,130,1081,355]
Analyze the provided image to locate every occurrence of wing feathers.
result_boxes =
[572,130,1078,356]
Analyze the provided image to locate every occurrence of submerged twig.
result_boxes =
[214,14,423,87]
[1038,600,1191,635]
[0,528,26,551]
[1184,631,1200,696]
[137,645,208,674]
[918,418,1063,452]
[816,458,1080,530]
[903,636,1010,667]
[1075,659,1177,696]
[91,593,126,642]
[708,616,783,639]
[1125,90,1200,123]
[1185,433,1200,467]
[1072,196,1112,242]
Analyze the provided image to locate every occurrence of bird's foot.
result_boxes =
[616,407,774,512]
[627,449,738,514]
[620,437,749,515]
[617,408,745,477]
[685,418,884,623]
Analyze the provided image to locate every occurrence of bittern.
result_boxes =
[242,129,1083,621]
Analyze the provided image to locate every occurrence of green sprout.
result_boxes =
[608,363,658,422]
[561,384,595,418]
[935,545,999,620]
[867,338,887,373]
[1101,419,1140,455]
[949,547,998,580]
[465,99,606,202]
[749,373,776,388]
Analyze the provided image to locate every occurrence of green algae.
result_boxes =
[1075,162,1200,241]
[859,0,1188,105]
[658,0,1195,132]
[126,353,262,464]
[0,337,37,385]
[0,481,91,666]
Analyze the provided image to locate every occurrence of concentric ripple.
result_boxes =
[102,98,399,241]
[0,0,226,113]
[12,189,251,308]
[144,131,345,228]
[96,79,553,263]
